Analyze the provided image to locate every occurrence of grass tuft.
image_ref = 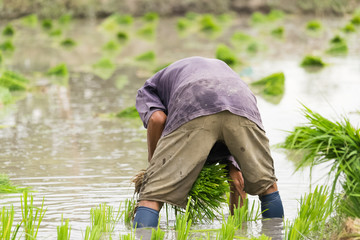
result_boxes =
[2,24,15,37]
[306,20,322,31]
[135,51,156,62]
[215,44,238,67]
[57,214,71,240]
[300,55,326,68]
[41,19,53,31]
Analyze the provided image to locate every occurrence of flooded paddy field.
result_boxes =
[0,12,359,239]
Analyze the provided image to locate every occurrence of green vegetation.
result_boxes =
[300,55,327,68]
[177,18,192,31]
[251,72,285,99]
[116,31,129,43]
[271,26,285,38]
[0,40,15,53]
[123,199,136,226]
[135,50,156,62]
[0,70,30,91]
[215,44,238,67]
[21,192,47,240]
[250,12,268,24]
[199,14,221,32]
[49,29,63,37]
[47,63,69,78]
[116,106,139,119]
[41,19,53,31]
[151,224,165,240]
[58,14,72,26]
[143,12,159,22]
[0,87,13,106]
[351,15,360,25]
[306,20,322,31]
[251,9,285,24]
[90,203,122,235]
[92,58,116,80]
[102,40,120,53]
[21,14,38,27]
[57,215,71,240]
[137,24,157,40]
[0,174,28,193]
[2,24,15,37]
[342,23,356,33]
[100,14,133,31]
[326,41,348,55]
[60,38,77,48]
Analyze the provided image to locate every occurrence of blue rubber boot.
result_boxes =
[133,206,159,228]
[259,191,284,218]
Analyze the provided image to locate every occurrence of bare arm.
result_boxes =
[147,110,167,162]
[228,162,247,214]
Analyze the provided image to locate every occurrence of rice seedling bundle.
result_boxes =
[0,40,15,53]
[2,24,15,37]
[281,106,360,214]
[92,58,116,80]
[116,31,129,43]
[0,174,28,193]
[300,55,326,68]
[42,19,53,31]
[116,106,139,119]
[0,70,29,91]
[177,18,191,31]
[60,38,77,48]
[251,72,285,97]
[306,20,322,31]
[58,14,72,26]
[49,29,63,37]
[102,40,120,52]
[137,24,157,40]
[143,12,159,22]
[351,15,360,25]
[21,14,38,27]
[0,87,12,106]
[199,14,221,32]
[135,51,156,62]
[47,63,69,78]
[271,26,284,38]
[215,44,238,67]
[342,23,356,33]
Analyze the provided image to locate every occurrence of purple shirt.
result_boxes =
[136,57,264,167]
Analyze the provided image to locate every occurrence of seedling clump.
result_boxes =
[116,31,129,43]
[21,14,38,27]
[306,20,322,31]
[47,63,69,78]
[102,40,120,53]
[116,106,139,118]
[300,55,327,68]
[0,40,15,53]
[342,23,356,33]
[215,44,238,67]
[2,24,15,37]
[0,174,28,193]
[143,12,159,22]
[135,51,156,62]
[60,38,77,48]
[199,14,221,32]
[0,86,12,106]
[271,26,284,38]
[42,19,53,31]
[58,14,72,26]
[0,70,30,91]
[136,24,156,40]
[92,58,116,80]
[251,72,285,97]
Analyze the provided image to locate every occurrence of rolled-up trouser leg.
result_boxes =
[133,206,159,228]
[259,191,284,218]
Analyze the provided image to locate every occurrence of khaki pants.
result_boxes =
[139,111,277,208]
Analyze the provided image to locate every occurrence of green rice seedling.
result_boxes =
[300,55,326,68]
[92,58,116,80]
[216,215,236,240]
[135,51,156,62]
[47,63,69,86]
[215,44,238,67]
[151,220,165,240]
[21,14,38,27]
[326,42,348,55]
[217,13,233,24]
[342,23,356,33]
[116,31,129,43]
[177,18,192,31]
[284,186,332,239]
[0,51,3,66]
[330,35,345,44]
[175,199,192,240]
[115,75,129,90]
[232,198,262,230]
[41,19,53,31]
[250,12,268,24]
[267,9,285,21]
[174,164,230,222]
[137,24,157,40]
[123,198,137,226]
[351,14,360,25]
[199,14,221,33]
[0,70,30,91]
[57,214,71,240]
[116,14,134,26]
[84,225,102,240]
[102,40,120,53]
[2,24,15,37]
[306,20,322,31]
[249,234,272,240]
[116,106,139,119]
[251,72,285,98]
[119,226,136,240]
[89,203,122,238]
[231,32,254,45]
[0,87,13,106]
[271,26,284,38]
[280,106,360,206]
[0,174,28,193]
[60,38,77,48]
[21,191,47,240]
[0,41,15,53]
[143,12,159,22]
[1,205,21,240]
[339,162,360,218]
[58,14,72,26]
[185,12,199,21]
[247,42,262,54]
[49,29,63,37]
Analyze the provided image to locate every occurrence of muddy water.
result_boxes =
[0,15,359,239]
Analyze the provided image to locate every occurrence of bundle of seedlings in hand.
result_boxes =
[280,106,360,205]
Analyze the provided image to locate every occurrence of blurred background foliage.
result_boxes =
[1,0,360,20]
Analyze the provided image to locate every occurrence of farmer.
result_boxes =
[133,56,284,228]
